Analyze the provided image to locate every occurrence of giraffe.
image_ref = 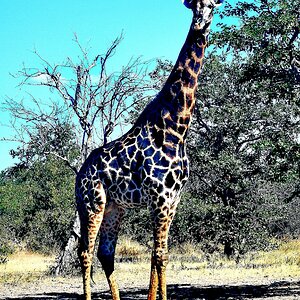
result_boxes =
[75,1,222,299]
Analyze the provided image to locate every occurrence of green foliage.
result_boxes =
[10,121,80,172]
[185,0,299,256]
[0,158,75,254]
[170,193,274,256]
[120,208,152,245]
[128,59,173,123]
[0,122,78,255]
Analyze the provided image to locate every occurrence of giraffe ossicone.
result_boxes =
[75,1,222,299]
[183,0,224,10]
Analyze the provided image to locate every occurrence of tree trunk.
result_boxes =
[53,212,81,275]
[224,239,235,258]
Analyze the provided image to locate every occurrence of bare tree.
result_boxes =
[2,34,156,273]
[5,34,154,165]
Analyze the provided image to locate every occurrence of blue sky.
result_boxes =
[0,0,236,171]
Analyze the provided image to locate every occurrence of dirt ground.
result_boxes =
[1,272,299,300]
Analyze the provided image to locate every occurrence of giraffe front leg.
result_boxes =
[148,255,159,300]
[148,227,170,300]
[148,250,169,300]
[148,201,177,300]
[154,245,169,300]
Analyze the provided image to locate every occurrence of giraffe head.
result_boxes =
[182,0,223,31]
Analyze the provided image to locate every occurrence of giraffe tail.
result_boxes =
[91,265,96,286]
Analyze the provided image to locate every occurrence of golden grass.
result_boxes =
[268,240,300,265]
[0,239,299,287]
[116,236,148,261]
[0,251,55,283]
[178,240,300,282]
[112,239,300,287]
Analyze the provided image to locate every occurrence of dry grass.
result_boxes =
[0,251,55,283]
[116,236,149,262]
[112,238,300,288]
[104,240,300,291]
[260,240,300,266]
[0,239,299,289]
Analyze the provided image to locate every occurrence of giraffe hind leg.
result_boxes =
[78,183,106,300]
[97,202,125,300]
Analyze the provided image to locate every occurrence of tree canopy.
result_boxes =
[185,0,299,255]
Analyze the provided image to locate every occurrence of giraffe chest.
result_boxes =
[99,141,189,208]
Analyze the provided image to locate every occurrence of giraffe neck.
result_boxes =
[162,2,213,120]
[136,4,215,144]
[161,27,208,120]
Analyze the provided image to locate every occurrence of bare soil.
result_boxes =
[1,273,299,300]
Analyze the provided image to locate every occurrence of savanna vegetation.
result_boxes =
[1,240,300,299]
[0,0,299,279]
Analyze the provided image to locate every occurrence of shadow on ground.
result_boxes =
[4,280,300,299]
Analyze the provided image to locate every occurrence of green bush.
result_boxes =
[0,158,75,255]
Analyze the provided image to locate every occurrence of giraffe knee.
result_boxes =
[154,252,169,268]
[80,250,93,269]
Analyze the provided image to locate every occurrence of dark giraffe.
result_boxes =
[76,1,223,299]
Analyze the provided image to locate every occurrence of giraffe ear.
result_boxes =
[182,0,194,9]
